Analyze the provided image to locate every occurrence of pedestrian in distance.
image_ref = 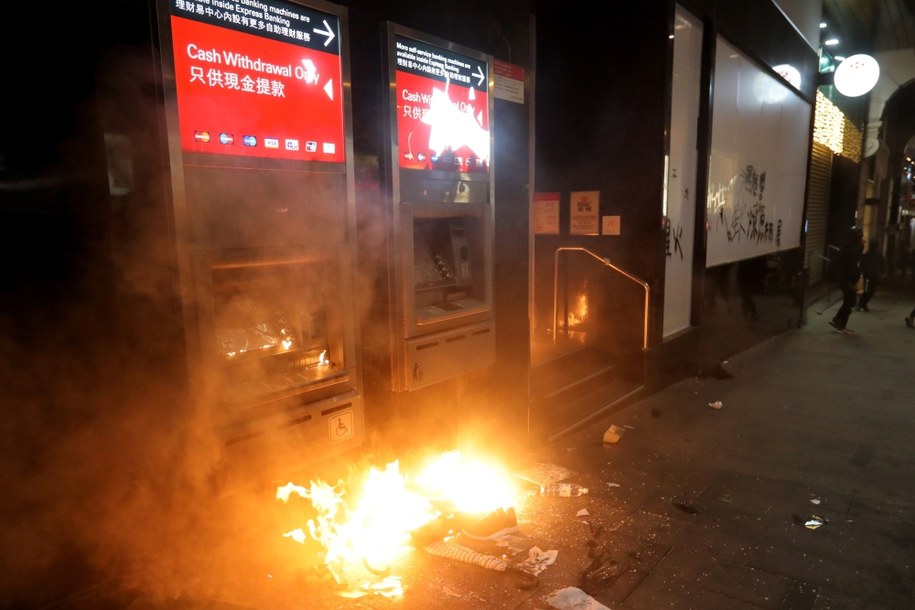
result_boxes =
[856,238,885,312]
[829,226,863,333]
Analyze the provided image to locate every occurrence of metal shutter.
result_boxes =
[804,142,833,285]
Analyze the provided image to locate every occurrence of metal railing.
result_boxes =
[552,247,650,351]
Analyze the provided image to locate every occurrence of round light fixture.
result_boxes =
[773,64,802,90]
[833,54,880,97]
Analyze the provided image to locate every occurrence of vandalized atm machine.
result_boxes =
[154,0,363,473]
[384,24,496,391]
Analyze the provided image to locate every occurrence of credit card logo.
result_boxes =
[285,138,299,151]
[264,137,279,149]
[242,135,257,147]
[194,130,211,143]
[219,133,234,145]
[322,142,336,154]
[305,140,317,152]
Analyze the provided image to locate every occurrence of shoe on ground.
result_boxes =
[906,316,913,328]
[862,305,870,312]
[460,507,519,540]
[828,319,843,331]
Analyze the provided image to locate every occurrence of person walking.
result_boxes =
[856,239,885,312]
[906,307,915,328]
[830,226,863,333]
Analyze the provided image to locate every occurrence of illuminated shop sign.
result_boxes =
[169,0,344,163]
[394,35,490,174]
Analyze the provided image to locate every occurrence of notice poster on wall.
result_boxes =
[570,191,599,235]
[532,192,560,234]
[393,34,490,174]
[705,37,810,266]
[168,0,345,164]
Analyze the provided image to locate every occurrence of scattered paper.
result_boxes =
[602,425,625,444]
[810,498,821,505]
[708,400,723,410]
[607,482,621,488]
[576,508,590,517]
[518,546,558,576]
[545,587,611,610]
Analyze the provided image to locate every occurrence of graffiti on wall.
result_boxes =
[708,164,782,250]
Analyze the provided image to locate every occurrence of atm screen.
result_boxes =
[393,34,490,174]
[167,0,345,164]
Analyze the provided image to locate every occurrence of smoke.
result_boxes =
[0,216,256,607]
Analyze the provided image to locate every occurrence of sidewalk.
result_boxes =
[58,283,915,609]
[519,280,915,609]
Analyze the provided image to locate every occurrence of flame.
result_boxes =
[563,292,589,329]
[414,451,516,514]
[277,450,520,598]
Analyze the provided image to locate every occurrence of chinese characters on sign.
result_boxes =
[394,35,490,173]
[532,192,560,234]
[570,191,599,235]
[169,0,344,163]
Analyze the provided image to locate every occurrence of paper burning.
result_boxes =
[276,450,520,598]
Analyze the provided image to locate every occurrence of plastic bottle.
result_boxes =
[540,483,589,497]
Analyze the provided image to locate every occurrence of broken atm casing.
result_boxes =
[153,0,364,477]
[384,23,496,391]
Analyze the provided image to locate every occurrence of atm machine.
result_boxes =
[384,24,496,391]
[154,0,363,476]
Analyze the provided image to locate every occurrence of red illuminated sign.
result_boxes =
[394,35,489,173]
[169,0,345,164]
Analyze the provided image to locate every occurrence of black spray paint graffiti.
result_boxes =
[665,222,684,259]
[709,165,781,247]
[665,176,689,260]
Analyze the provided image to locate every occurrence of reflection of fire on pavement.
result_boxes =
[276,451,522,598]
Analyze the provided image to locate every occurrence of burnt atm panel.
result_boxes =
[155,0,363,470]
[412,214,489,326]
[385,24,495,391]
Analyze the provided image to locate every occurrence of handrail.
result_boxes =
[552,247,650,351]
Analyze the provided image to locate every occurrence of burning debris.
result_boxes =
[276,450,526,598]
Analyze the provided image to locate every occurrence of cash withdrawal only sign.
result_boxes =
[168,0,345,163]
[394,35,490,174]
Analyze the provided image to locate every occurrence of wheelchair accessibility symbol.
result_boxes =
[328,410,354,443]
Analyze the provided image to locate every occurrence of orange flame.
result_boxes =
[276,450,521,598]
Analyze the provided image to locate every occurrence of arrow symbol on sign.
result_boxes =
[314,20,335,47]
[474,65,485,87]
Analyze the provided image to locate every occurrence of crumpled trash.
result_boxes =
[793,514,828,529]
[708,400,723,410]
[517,546,558,576]
[804,515,827,529]
[545,586,611,610]
[602,425,625,444]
